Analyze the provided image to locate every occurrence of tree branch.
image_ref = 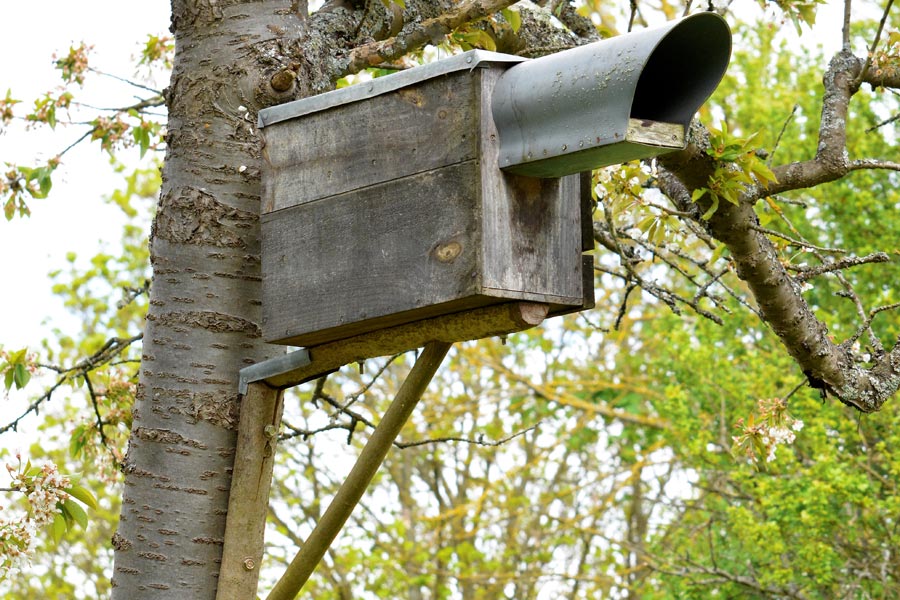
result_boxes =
[790,252,890,282]
[657,38,900,412]
[0,335,142,436]
[340,0,521,77]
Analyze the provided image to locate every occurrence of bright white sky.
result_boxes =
[0,1,170,349]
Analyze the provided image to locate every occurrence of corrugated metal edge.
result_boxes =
[258,49,527,128]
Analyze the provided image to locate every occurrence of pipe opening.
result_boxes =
[630,14,732,124]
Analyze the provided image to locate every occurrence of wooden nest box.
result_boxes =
[257,13,731,348]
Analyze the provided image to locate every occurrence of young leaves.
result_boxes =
[0,348,32,391]
[691,123,778,220]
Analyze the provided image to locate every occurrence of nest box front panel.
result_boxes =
[261,161,489,347]
[261,74,480,213]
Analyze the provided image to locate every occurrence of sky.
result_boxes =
[0,1,170,349]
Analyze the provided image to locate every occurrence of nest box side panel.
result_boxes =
[261,162,487,347]
[261,73,480,213]
[476,69,584,307]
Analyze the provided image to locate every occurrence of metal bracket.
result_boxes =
[238,349,312,395]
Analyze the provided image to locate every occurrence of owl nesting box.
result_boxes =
[257,13,731,347]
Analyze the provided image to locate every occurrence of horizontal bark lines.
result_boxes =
[155,187,259,249]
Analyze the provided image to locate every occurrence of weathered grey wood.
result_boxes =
[216,385,283,600]
[477,68,584,307]
[262,161,486,346]
[261,74,480,213]
[547,255,596,318]
[263,302,550,388]
[625,118,684,148]
[580,172,595,252]
[260,65,591,348]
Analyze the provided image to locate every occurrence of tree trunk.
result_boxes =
[111,2,304,596]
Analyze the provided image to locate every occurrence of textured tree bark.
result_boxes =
[110,2,308,597]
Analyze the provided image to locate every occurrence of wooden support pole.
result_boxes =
[216,385,284,600]
[266,341,453,600]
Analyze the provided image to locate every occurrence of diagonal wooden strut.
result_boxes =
[266,341,452,600]
[216,302,550,600]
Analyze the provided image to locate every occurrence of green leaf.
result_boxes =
[700,194,720,220]
[502,8,521,32]
[13,363,30,389]
[63,498,89,529]
[457,30,497,52]
[66,484,99,510]
[51,512,67,543]
[4,369,14,391]
[751,161,778,186]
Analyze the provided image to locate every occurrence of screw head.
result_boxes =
[243,557,256,571]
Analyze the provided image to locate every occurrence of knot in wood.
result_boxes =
[270,69,296,93]
[433,241,462,263]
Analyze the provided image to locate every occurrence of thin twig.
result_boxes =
[87,67,163,95]
[749,225,848,254]
[854,0,895,86]
[844,302,900,348]
[614,283,638,330]
[628,0,638,32]
[865,113,900,133]
[59,129,94,157]
[768,104,798,166]
[842,0,852,51]
[848,158,900,172]
[783,379,808,402]
[395,423,540,449]
[0,335,142,436]
[791,252,889,281]
[81,372,121,469]
[339,353,402,413]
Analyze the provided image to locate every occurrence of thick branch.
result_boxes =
[660,141,899,414]
[759,51,860,197]
[341,0,520,77]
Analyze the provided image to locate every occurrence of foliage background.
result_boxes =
[1,0,899,598]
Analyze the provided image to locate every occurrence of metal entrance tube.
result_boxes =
[491,13,732,178]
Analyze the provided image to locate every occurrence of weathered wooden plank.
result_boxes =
[216,385,283,600]
[263,302,549,388]
[261,162,486,346]
[580,171,595,252]
[547,254,596,318]
[261,72,481,213]
[477,68,584,307]
[625,118,684,148]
